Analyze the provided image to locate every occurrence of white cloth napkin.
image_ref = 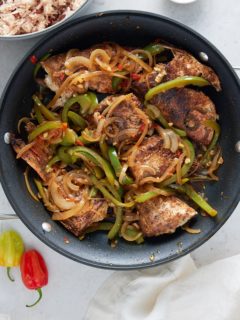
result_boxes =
[86,254,240,320]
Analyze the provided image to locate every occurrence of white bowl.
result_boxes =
[0,0,90,40]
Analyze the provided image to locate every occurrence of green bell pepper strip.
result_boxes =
[69,146,116,186]
[34,179,45,200]
[28,121,63,142]
[32,95,58,121]
[145,104,187,137]
[89,186,98,198]
[87,92,99,114]
[144,43,165,56]
[100,179,122,200]
[61,128,77,146]
[67,111,86,129]
[108,207,123,240]
[77,136,91,145]
[145,76,210,101]
[122,225,144,244]
[108,146,133,185]
[33,53,51,78]
[201,120,220,164]
[34,105,44,124]
[62,93,98,122]
[135,188,174,203]
[77,94,93,115]
[138,43,165,60]
[160,139,195,186]
[45,155,60,172]
[84,222,114,235]
[90,175,134,208]
[0,230,24,282]
[170,184,217,217]
[90,166,105,179]
[99,136,109,160]
[112,71,128,90]
[125,227,144,244]
[57,146,76,165]
[81,129,101,143]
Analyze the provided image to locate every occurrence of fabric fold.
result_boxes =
[86,254,240,320]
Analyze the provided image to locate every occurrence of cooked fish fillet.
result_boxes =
[132,63,166,98]
[11,136,53,182]
[138,195,197,237]
[61,199,108,237]
[128,135,179,184]
[96,93,150,148]
[166,49,221,91]
[132,48,221,97]
[151,88,217,145]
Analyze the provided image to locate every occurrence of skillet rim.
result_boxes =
[0,10,240,270]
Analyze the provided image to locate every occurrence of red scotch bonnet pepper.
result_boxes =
[20,249,48,307]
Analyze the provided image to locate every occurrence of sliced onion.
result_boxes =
[119,163,129,184]
[135,165,157,183]
[47,71,81,109]
[131,49,153,67]
[96,118,106,137]
[24,167,39,202]
[155,125,179,153]
[49,179,77,211]
[65,49,81,60]
[139,158,178,185]
[52,199,86,221]
[127,146,139,168]
[176,153,186,185]
[109,44,123,69]
[17,117,32,134]
[103,95,128,117]
[104,124,120,138]
[65,56,91,72]
[208,147,222,181]
[121,222,143,242]
[95,57,112,72]
[62,171,92,195]
[155,126,171,149]
[16,141,36,159]
[89,49,111,71]
[122,49,152,73]
[166,129,179,153]
[123,108,149,157]
[182,225,201,234]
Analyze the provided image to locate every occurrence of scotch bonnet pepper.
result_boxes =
[0,229,24,282]
[20,249,48,307]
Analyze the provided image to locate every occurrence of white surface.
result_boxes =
[87,254,240,320]
[0,0,240,319]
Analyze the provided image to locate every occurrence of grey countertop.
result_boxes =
[0,0,240,319]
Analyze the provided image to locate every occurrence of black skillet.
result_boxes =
[1,11,240,270]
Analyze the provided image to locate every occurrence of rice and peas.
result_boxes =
[0,0,86,36]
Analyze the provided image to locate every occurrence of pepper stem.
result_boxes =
[7,267,15,282]
[26,288,42,308]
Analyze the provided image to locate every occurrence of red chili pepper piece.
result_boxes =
[20,250,48,308]
[30,55,38,64]
[76,139,84,146]
[139,123,146,132]
[117,64,123,71]
[176,149,182,157]
[120,79,129,88]
[130,73,141,81]
[62,122,68,131]
[59,72,66,81]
